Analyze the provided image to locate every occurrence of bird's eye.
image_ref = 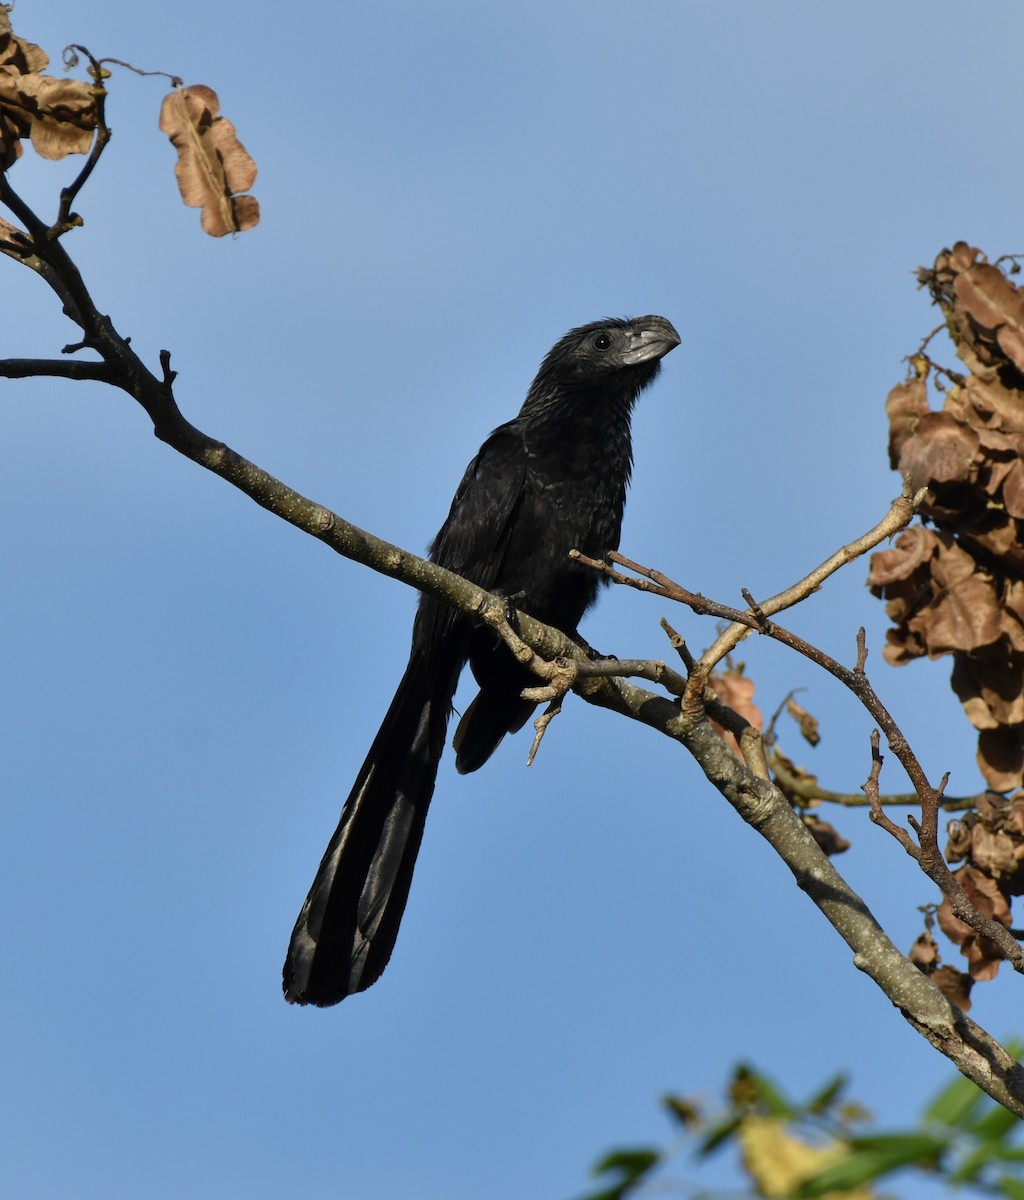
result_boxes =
[593,333,612,350]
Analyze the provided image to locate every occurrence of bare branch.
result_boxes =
[696,484,923,677]
[51,46,111,235]
[572,484,923,685]
[770,750,981,811]
[0,357,113,382]
[866,730,919,855]
[660,616,696,673]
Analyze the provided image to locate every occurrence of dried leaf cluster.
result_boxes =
[907,928,974,1011]
[869,243,1024,988]
[939,792,1024,989]
[870,244,1024,792]
[0,5,97,168]
[0,8,257,237]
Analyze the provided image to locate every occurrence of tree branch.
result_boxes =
[574,533,1024,978]
[567,668,1024,1115]
[768,750,982,811]
[4,208,1023,1114]
[0,357,114,383]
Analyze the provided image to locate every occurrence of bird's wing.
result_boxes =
[429,418,527,590]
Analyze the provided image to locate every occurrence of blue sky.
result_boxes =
[4,3,1024,1197]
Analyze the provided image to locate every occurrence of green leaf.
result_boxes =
[1001,1177,1024,1200]
[576,1186,634,1200]
[795,1136,948,1197]
[949,1143,994,1185]
[579,1147,660,1200]
[990,1146,1024,1164]
[924,1073,987,1129]
[591,1148,659,1177]
[805,1073,849,1116]
[661,1093,701,1130]
[696,1114,743,1158]
[728,1063,794,1119]
[751,1071,795,1119]
[848,1133,947,1158]
[973,1102,1024,1144]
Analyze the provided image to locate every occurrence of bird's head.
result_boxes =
[526,315,680,409]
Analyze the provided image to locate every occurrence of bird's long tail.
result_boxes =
[283,652,451,1006]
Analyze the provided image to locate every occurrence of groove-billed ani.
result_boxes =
[283,315,680,1006]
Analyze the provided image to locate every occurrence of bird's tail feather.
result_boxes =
[283,654,449,1006]
[452,687,535,774]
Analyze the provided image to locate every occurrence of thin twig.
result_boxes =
[771,750,980,810]
[54,46,112,235]
[575,484,922,690]
[526,701,562,767]
[865,730,918,854]
[660,616,695,673]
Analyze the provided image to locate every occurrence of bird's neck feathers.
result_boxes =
[519,360,661,477]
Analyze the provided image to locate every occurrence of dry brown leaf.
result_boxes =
[0,71,98,160]
[936,866,1008,982]
[1001,460,1024,519]
[962,863,1013,926]
[909,929,940,969]
[885,374,929,467]
[951,641,1024,731]
[0,9,97,167]
[931,965,973,1011]
[159,84,259,237]
[866,525,937,588]
[913,540,1000,656]
[708,670,762,728]
[964,370,1024,436]
[1004,581,1024,624]
[907,931,941,969]
[882,625,927,666]
[1008,793,1024,838]
[785,696,820,747]
[970,517,1024,570]
[947,792,1024,893]
[954,259,1024,374]
[707,669,763,761]
[0,6,49,74]
[950,241,978,272]
[977,725,1024,792]
[946,816,973,863]
[970,825,1019,879]
[894,411,979,492]
[951,654,1001,732]
[802,813,850,857]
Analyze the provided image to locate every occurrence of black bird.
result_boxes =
[284,315,680,1006]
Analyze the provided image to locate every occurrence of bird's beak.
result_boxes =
[620,316,681,365]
